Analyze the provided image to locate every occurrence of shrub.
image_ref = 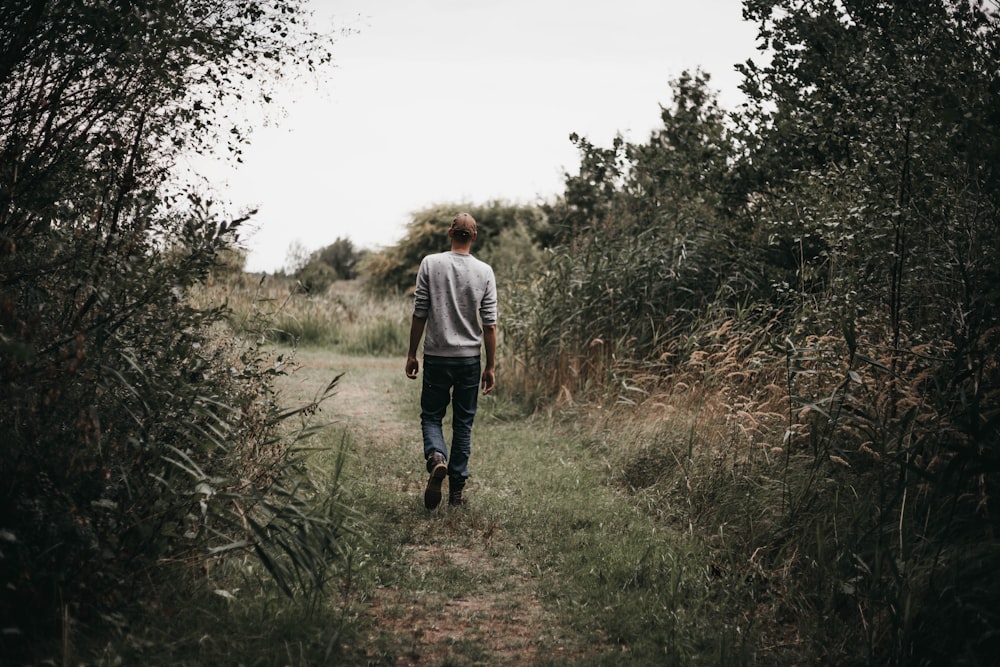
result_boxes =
[361,201,551,293]
[0,2,356,661]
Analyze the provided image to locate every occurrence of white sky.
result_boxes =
[192,0,761,273]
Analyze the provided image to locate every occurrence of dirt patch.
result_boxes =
[363,544,549,666]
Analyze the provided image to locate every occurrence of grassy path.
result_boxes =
[282,349,745,666]
[282,349,606,665]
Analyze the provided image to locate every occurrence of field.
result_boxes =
[43,275,999,666]
[86,280,765,665]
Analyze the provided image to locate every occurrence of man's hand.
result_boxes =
[481,324,497,395]
[406,316,426,379]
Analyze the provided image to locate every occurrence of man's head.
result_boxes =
[449,213,477,244]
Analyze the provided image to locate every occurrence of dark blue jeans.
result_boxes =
[421,355,480,488]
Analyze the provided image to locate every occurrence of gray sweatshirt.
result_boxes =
[413,251,497,358]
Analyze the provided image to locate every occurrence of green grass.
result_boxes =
[74,346,799,665]
[73,318,792,665]
[77,563,360,665]
[146,252,1000,667]
[287,351,760,665]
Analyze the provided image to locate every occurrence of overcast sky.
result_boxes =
[190,0,762,273]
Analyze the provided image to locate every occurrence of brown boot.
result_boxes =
[448,484,466,507]
[424,452,447,510]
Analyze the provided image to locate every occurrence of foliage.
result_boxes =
[505,1,1000,664]
[546,70,741,243]
[314,236,363,281]
[362,200,551,294]
[293,236,365,293]
[85,579,360,666]
[295,257,340,294]
[740,0,1000,335]
[732,3,1000,660]
[506,71,749,398]
[211,246,249,281]
[0,1,358,661]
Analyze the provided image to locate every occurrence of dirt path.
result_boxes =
[282,350,593,666]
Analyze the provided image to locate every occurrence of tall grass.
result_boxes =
[190,274,411,355]
[771,327,1000,665]
[505,239,1000,664]
[510,301,1000,665]
[80,550,362,665]
[186,263,1000,664]
[59,276,404,665]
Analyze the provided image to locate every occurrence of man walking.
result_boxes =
[405,213,497,509]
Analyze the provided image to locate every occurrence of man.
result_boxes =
[405,212,497,510]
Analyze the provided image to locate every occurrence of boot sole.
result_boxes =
[424,463,447,509]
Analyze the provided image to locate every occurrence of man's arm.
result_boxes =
[405,316,426,379]
[481,324,497,395]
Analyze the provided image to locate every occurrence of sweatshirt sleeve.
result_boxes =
[480,266,498,326]
[413,258,430,319]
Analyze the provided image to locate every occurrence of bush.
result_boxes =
[296,259,340,294]
[0,2,356,661]
[361,201,551,293]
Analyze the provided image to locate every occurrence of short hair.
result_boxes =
[450,213,477,239]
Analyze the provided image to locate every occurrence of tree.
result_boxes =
[316,236,361,280]
[0,1,353,659]
[739,0,1000,336]
[509,72,747,394]
[735,1,1000,661]
[293,236,363,292]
